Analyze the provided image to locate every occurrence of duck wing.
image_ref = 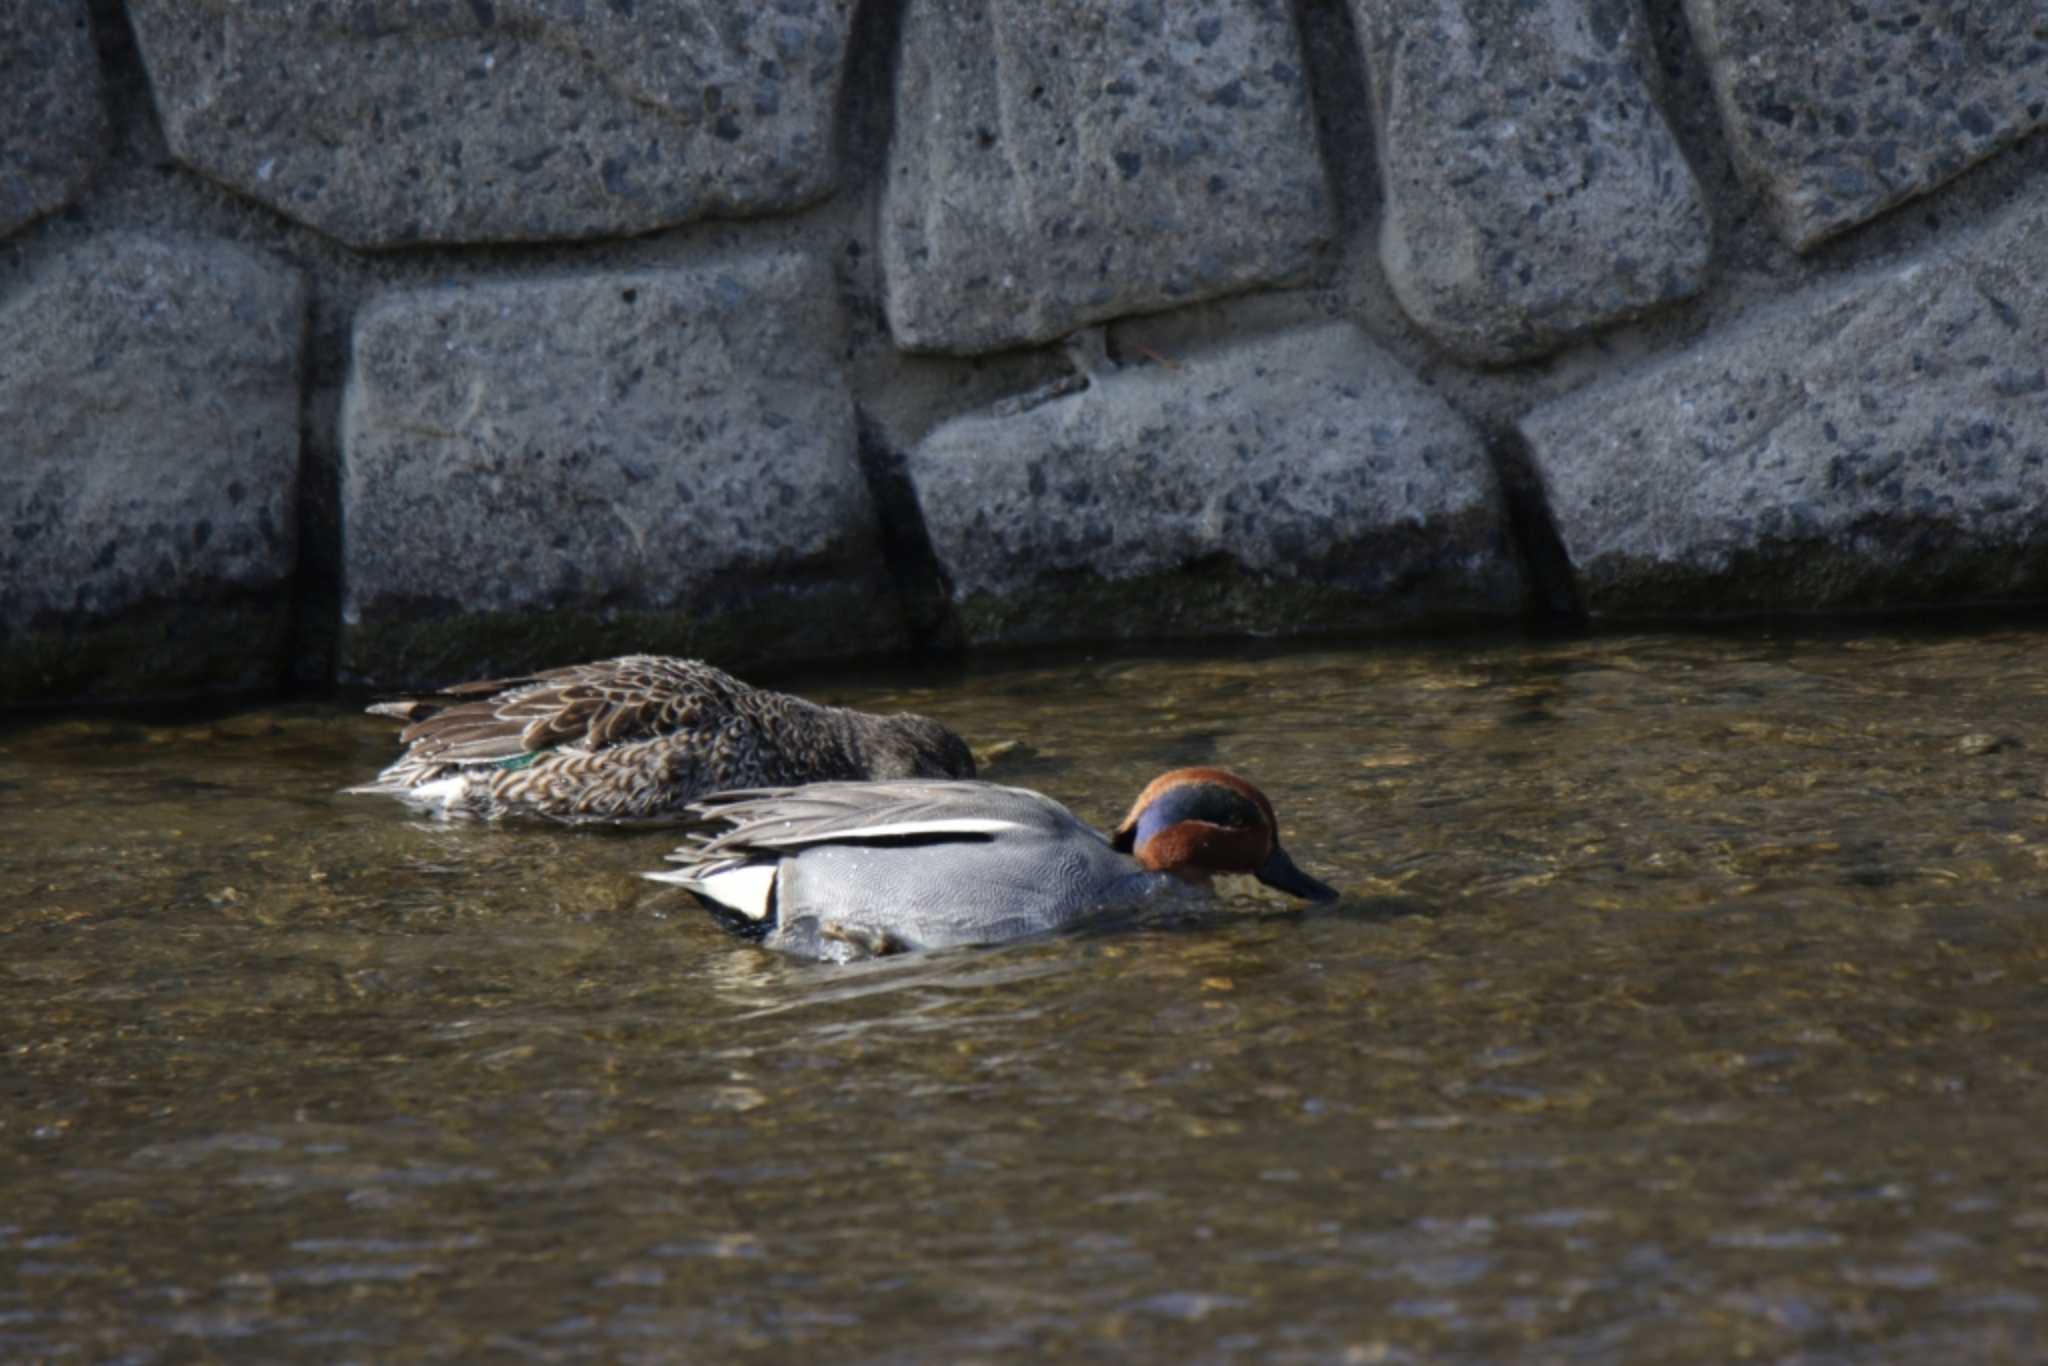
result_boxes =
[669,780,1063,864]
[368,655,751,765]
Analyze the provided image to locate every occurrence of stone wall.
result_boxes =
[3,0,2045,706]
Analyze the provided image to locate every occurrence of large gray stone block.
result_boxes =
[1521,191,2048,617]
[340,251,901,686]
[0,0,107,240]
[882,0,1333,355]
[0,233,306,705]
[907,322,1522,643]
[1353,0,1711,363]
[1685,0,2048,250]
[127,1,855,249]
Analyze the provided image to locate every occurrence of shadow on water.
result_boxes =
[7,625,2048,1360]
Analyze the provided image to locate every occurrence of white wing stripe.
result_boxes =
[773,816,1028,844]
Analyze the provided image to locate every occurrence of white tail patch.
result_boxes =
[403,775,473,813]
[646,862,779,921]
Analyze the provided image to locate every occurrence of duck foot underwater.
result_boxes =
[648,766,1340,962]
[346,654,976,825]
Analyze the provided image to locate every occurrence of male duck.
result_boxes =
[348,654,976,824]
[647,766,1339,960]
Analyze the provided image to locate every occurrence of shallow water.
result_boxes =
[6,629,2048,1362]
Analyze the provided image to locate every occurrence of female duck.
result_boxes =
[348,654,976,824]
[648,767,1339,960]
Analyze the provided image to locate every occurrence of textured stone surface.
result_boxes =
[1522,192,2048,617]
[882,0,1332,355]
[1353,0,1711,363]
[340,251,900,686]
[0,233,306,705]
[907,322,1521,644]
[1685,0,2048,250]
[127,1,855,249]
[0,0,107,240]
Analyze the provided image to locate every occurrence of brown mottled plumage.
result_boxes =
[346,655,976,825]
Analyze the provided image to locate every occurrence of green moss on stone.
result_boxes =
[947,504,1528,647]
[953,554,1515,646]
[1583,522,2048,620]
[339,580,912,689]
[1,594,292,709]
